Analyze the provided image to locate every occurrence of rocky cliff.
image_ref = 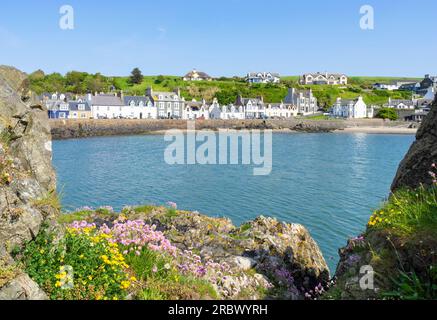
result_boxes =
[331,101,437,300]
[0,66,58,299]
[391,98,437,190]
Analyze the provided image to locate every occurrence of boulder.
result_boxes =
[0,273,48,300]
[391,100,437,190]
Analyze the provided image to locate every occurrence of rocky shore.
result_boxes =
[49,118,414,140]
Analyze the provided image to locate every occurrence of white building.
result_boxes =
[386,98,416,110]
[89,94,125,119]
[331,96,371,118]
[265,102,298,118]
[373,83,399,91]
[246,72,280,84]
[283,88,318,115]
[300,72,348,85]
[235,95,266,119]
[123,95,157,119]
[209,99,245,120]
[220,104,245,120]
[183,99,210,120]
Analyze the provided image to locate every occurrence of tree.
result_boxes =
[129,68,143,85]
[376,107,398,121]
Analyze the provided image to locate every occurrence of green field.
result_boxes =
[29,70,418,110]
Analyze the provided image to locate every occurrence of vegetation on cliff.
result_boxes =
[328,166,437,300]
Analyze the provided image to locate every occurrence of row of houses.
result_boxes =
[373,74,437,94]
[182,69,350,86]
[42,87,320,120]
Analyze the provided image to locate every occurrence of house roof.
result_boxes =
[389,99,415,106]
[68,101,91,111]
[184,69,211,79]
[123,96,152,106]
[149,91,182,101]
[247,72,280,78]
[91,94,124,106]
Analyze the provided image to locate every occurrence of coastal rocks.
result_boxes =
[233,256,256,271]
[0,66,58,299]
[119,207,329,299]
[391,99,437,191]
[0,273,48,300]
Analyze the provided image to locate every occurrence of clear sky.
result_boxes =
[0,0,435,77]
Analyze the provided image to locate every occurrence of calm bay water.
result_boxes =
[53,133,414,271]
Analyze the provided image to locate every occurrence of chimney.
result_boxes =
[146,87,153,97]
[174,87,181,97]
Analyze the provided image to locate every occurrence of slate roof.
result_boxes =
[91,94,124,106]
[68,101,91,111]
[123,96,152,106]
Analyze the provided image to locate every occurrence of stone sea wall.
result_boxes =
[49,118,411,140]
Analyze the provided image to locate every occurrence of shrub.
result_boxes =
[23,223,132,300]
[375,107,398,120]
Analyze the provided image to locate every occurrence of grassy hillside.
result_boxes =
[29,71,417,110]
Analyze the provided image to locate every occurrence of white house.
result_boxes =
[220,104,245,120]
[123,95,157,119]
[209,99,245,120]
[235,95,266,119]
[373,83,399,91]
[300,72,348,85]
[246,72,280,84]
[265,102,298,118]
[183,99,210,120]
[331,96,370,118]
[386,98,416,110]
[90,94,125,119]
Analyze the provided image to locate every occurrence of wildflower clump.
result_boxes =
[23,222,132,300]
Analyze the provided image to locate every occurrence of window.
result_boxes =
[159,102,164,109]
[78,104,85,111]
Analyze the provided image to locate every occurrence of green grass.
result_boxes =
[126,247,217,300]
[133,205,155,215]
[58,210,95,224]
[368,185,437,237]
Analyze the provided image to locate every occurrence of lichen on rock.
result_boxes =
[0,66,58,300]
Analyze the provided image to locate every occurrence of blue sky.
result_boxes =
[0,0,435,77]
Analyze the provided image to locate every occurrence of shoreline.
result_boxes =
[49,119,418,140]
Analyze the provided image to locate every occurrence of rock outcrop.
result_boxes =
[80,208,330,299]
[0,66,57,299]
[391,99,437,191]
